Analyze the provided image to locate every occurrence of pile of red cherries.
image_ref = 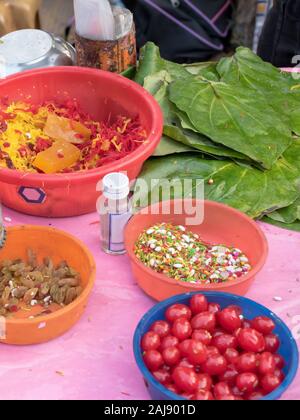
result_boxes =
[141,294,285,400]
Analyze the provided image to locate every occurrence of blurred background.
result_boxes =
[41,0,73,36]
[0,0,272,59]
[0,0,276,62]
[0,0,73,37]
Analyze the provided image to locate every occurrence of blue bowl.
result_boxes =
[133,292,299,401]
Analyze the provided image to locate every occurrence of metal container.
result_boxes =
[0,29,76,77]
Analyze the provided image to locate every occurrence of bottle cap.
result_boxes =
[103,173,130,200]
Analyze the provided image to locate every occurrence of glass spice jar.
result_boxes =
[100,173,132,255]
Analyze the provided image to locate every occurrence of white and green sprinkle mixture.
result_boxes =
[134,223,252,284]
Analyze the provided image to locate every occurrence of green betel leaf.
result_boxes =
[217,47,300,135]
[153,135,196,156]
[143,70,180,126]
[263,217,300,232]
[121,66,136,80]
[132,43,300,231]
[267,197,300,224]
[144,71,250,161]
[290,108,300,135]
[134,42,188,86]
[137,140,300,219]
[169,76,293,169]
[143,72,199,157]
[143,70,172,96]
[217,47,294,92]
[183,62,220,81]
[163,123,249,161]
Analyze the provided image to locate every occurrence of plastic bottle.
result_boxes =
[100,173,132,255]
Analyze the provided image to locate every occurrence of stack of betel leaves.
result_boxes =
[126,42,300,231]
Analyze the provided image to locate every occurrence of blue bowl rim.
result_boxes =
[133,291,299,401]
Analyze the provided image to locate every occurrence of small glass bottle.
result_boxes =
[100,173,131,255]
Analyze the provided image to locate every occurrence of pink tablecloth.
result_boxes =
[0,207,299,400]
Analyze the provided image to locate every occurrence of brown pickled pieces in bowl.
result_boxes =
[0,249,82,317]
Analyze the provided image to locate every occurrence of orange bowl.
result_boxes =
[0,67,163,217]
[125,200,268,300]
[0,225,96,345]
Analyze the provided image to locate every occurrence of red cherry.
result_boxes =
[247,390,265,400]
[144,350,164,371]
[218,395,237,400]
[251,317,275,335]
[141,332,161,351]
[227,305,243,316]
[160,335,179,351]
[166,304,192,323]
[212,334,238,354]
[181,391,195,400]
[208,302,221,314]
[165,383,180,395]
[258,352,276,376]
[264,334,280,354]
[162,347,181,367]
[214,382,232,400]
[191,312,216,332]
[273,354,285,369]
[237,328,266,353]
[172,318,192,341]
[236,373,259,394]
[201,354,227,376]
[152,369,172,385]
[190,294,208,314]
[217,307,242,333]
[236,353,258,373]
[172,367,199,393]
[232,386,244,398]
[219,365,239,386]
[261,373,282,393]
[197,373,213,391]
[212,328,224,339]
[186,339,208,365]
[192,329,212,346]
[194,390,214,400]
[224,348,240,364]
[206,346,220,357]
[179,339,192,357]
[150,320,171,338]
[177,357,195,370]
[273,368,285,382]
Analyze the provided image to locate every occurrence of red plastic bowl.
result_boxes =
[125,200,268,300]
[0,67,163,217]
